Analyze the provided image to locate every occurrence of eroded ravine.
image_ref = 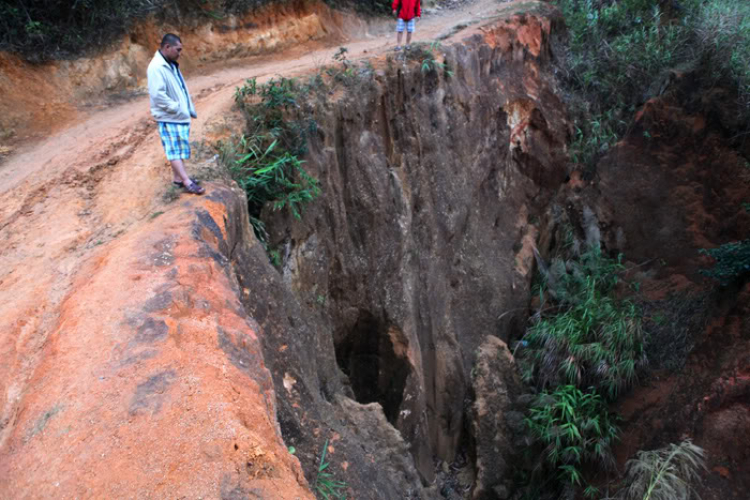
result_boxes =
[4,0,749,498]
[0,0,557,498]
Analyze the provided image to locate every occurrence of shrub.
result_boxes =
[525,385,619,498]
[521,246,646,399]
[699,239,750,285]
[555,0,750,169]
[619,440,706,500]
[229,137,320,220]
[693,0,750,113]
[227,76,321,255]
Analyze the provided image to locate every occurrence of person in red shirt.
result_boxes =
[392,0,421,51]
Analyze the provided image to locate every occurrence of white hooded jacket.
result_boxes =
[147,50,197,124]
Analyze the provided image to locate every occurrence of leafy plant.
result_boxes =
[415,41,454,77]
[229,137,319,220]
[699,239,750,285]
[555,0,750,169]
[522,246,646,398]
[526,385,619,497]
[314,439,347,499]
[619,440,706,500]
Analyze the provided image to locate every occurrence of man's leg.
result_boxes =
[397,31,403,46]
[170,159,191,185]
[406,19,414,47]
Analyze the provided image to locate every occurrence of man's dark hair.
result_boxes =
[161,34,182,47]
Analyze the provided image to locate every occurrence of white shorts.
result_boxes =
[396,18,416,33]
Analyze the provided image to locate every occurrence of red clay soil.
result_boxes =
[596,80,750,499]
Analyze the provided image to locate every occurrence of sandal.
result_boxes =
[173,178,201,188]
[183,181,205,195]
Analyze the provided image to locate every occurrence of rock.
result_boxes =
[468,336,524,499]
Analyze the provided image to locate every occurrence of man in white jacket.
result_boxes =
[147,34,205,195]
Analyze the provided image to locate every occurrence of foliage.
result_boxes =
[521,246,646,399]
[314,439,347,499]
[641,291,708,373]
[407,41,454,77]
[556,0,750,169]
[226,76,321,259]
[525,385,619,497]
[229,137,319,219]
[692,0,750,113]
[699,239,750,285]
[619,440,706,500]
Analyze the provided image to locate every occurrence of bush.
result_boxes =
[525,385,619,498]
[231,77,320,216]
[693,0,750,113]
[521,246,646,399]
[556,0,750,169]
[229,136,320,220]
[0,0,289,61]
[619,440,706,500]
[699,239,750,285]
[0,0,162,61]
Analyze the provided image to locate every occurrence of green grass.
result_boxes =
[525,385,619,498]
[314,439,347,499]
[521,246,646,399]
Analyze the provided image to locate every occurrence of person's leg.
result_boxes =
[159,122,204,194]
[396,17,404,49]
[170,159,191,185]
[405,19,415,48]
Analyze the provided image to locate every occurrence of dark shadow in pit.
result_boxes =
[334,311,411,425]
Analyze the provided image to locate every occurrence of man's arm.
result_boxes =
[392,0,400,15]
[148,67,180,114]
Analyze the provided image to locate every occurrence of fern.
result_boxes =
[620,440,706,500]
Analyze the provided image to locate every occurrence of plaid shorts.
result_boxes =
[158,122,191,161]
[396,18,416,33]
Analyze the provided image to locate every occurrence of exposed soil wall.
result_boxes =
[242,7,569,494]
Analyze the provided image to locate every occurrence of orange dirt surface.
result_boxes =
[0,0,526,496]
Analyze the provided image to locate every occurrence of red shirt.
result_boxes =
[393,0,421,21]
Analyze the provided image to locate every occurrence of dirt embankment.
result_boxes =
[0,0,368,147]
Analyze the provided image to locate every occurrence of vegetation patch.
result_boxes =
[221,47,375,260]
[619,439,706,500]
[518,240,646,498]
[525,385,619,498]
[555,0,750,170]
[699,239,750,285]
[521,246,646,399]
[0,0,296,61]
